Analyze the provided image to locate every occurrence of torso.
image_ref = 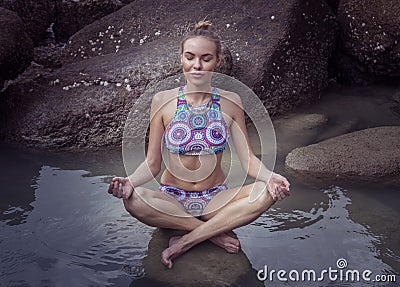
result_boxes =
[158,87,235,191]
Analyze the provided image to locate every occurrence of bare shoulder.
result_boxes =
[152,87,179,105]
[217,88,243,110]
[151,87,179,123]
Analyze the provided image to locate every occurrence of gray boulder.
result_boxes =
[53,0,125,43]
[285,126,400,182]
[334,0,400,84]
[0,36,180,149]
[62,0,337,116]
[1,0,337,150]
[132,228,263,287]
[0,0,56,45]
[0,8,33,90]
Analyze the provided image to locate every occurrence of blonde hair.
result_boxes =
[180,20,222,58]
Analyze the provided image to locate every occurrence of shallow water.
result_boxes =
[1,84,399,286]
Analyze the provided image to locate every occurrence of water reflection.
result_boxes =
[0,162,399,286]
[236,185,399,286]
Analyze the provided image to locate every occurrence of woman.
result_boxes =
[108,21,290,269]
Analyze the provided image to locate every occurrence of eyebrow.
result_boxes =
[184,51,214,57]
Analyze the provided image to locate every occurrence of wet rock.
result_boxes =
[62,0,337,116]
[0,0,338,150]
[0,8,33,90]
[333,0,400,84]
[285,126,400,182]
[274,113,328,155]
[132,228,263,287]
[53,0,125,43]
[0,36,181,149]
[0,0,57,46]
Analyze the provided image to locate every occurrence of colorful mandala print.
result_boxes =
[166,122,191,147]
[159,184,228,217]
[189,113,207,129]
[164,86,229,155]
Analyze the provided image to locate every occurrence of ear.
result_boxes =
[215,56,222,68]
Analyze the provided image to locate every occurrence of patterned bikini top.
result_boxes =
[164,86,229,155]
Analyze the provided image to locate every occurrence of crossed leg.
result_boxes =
[123,181,276,268]
[122,186,240,253]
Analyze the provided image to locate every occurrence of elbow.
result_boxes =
[146,156,161,176]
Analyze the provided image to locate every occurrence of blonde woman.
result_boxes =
[108,21,290,268]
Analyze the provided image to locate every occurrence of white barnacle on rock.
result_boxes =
[110,35,114,40]
[126,84,132,91]
[124,78,129,83]
[99,31,104,37]
[271,15,275,20]
[116,83,122,87]
[103,81,109,86]
[361,22,366,27]
[226,23,230,28]
[155,30,161,36]
[108,25,111,30]
[105,29,109,34]
[139,38,144,45]
[130,38,135,44]
[119,28,124,35]
[91,47,96,52]
[63,86,70,90]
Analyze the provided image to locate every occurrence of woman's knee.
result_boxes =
[249,181,275,212]
[123,187,151,218]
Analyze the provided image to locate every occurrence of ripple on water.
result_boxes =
[235,185,399,286]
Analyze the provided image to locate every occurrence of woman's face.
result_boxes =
[181,36,221,83]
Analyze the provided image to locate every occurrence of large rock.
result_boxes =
[62,0,337,116]
[1,0,337,150]
[53,0,125,43]
[0,8,33,90]
[132,228,263,287]
[0,36,180,149]
[333,0,400,84]
[0,0,56,46]
[285,126,400,182]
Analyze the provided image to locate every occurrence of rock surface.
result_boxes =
[0,0,337,150]
[62,0,337,116]
[132,228,263,287]
[333,0,400,84]
[0,8,33,90]
[53,0,125,43]
[285,126,400,181]
[0,0,56,45]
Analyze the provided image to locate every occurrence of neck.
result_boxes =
[184,83,212,106]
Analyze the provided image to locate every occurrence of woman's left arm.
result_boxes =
[227,93,291,201]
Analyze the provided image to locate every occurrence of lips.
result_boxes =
[189,72,205,77]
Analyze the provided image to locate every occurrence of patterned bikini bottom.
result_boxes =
[159,183,228,217]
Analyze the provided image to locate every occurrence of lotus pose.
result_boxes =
[108,21,290,269]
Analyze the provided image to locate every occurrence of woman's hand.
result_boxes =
[266,172,291,201]
[107,177,134,199]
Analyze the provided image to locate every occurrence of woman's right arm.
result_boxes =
[108,93,165,198]
[126,92,164,187]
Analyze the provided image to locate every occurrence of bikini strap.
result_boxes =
[177,86,186,108]
[211,87,221,110]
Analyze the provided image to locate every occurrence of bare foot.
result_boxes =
[169,234,240,253]
[209,233,241,253]
[161,239,188,269]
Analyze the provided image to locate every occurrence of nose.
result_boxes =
[193,58,202,70]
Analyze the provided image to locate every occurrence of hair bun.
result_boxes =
[195,20,212,31]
